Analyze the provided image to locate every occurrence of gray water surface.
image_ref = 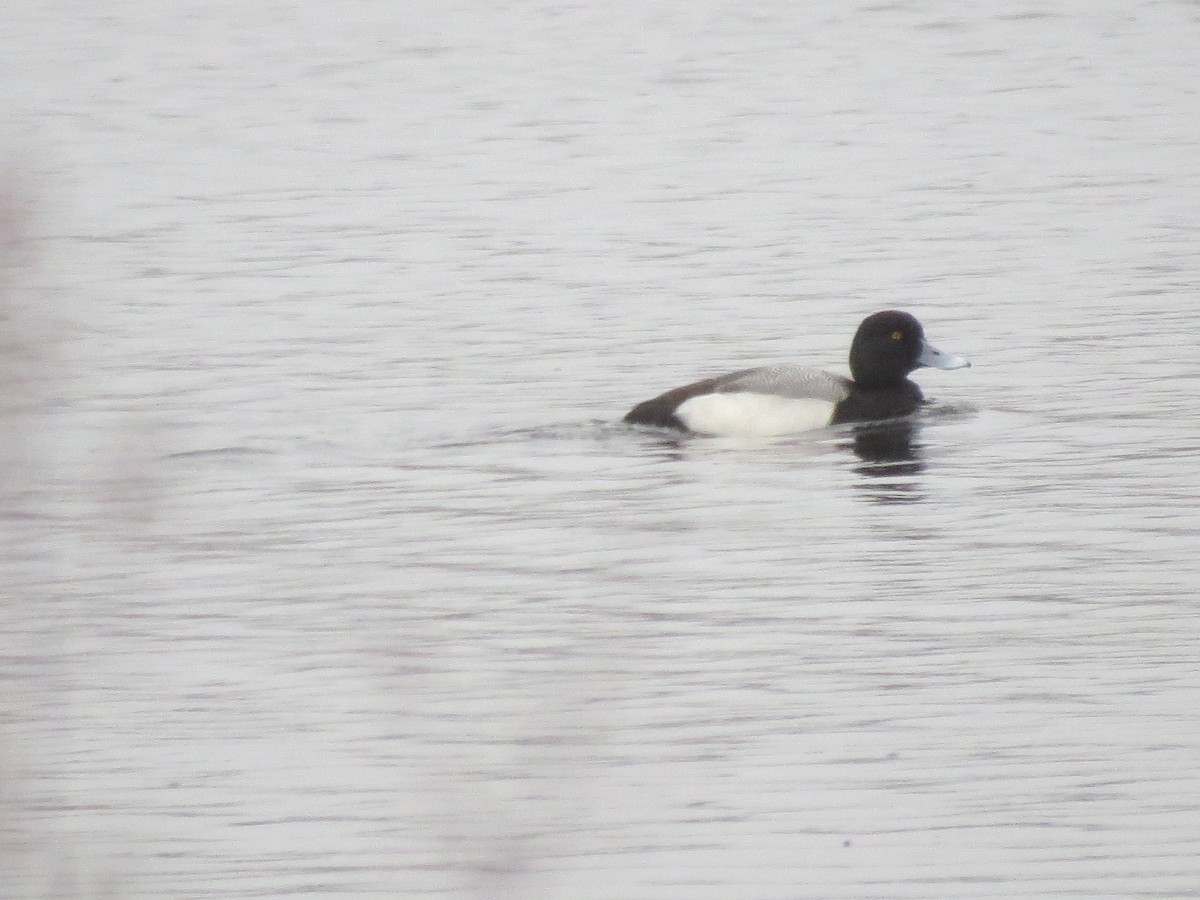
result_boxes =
[3,2,1200,898]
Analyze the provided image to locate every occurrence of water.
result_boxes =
[3,1,1200,897]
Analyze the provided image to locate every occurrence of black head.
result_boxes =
[847,310,927,388]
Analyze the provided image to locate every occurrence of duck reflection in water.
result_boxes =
[847,419,926,503]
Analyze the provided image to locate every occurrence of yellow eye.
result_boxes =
[890,330,904,341]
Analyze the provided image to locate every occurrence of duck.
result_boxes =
[622,310,969,436]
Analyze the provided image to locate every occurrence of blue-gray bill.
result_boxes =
[917,339,970,370]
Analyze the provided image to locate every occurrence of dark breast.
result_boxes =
[830,380,924,425]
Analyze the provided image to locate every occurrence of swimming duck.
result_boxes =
[623,310,969,436]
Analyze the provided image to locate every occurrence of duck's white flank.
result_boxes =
[675,393,836,437]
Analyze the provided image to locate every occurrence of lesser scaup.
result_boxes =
[623,310,969,436]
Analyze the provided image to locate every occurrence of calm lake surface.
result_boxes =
[3,1,1200,897]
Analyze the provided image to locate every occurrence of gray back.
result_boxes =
[714,365,852,403]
